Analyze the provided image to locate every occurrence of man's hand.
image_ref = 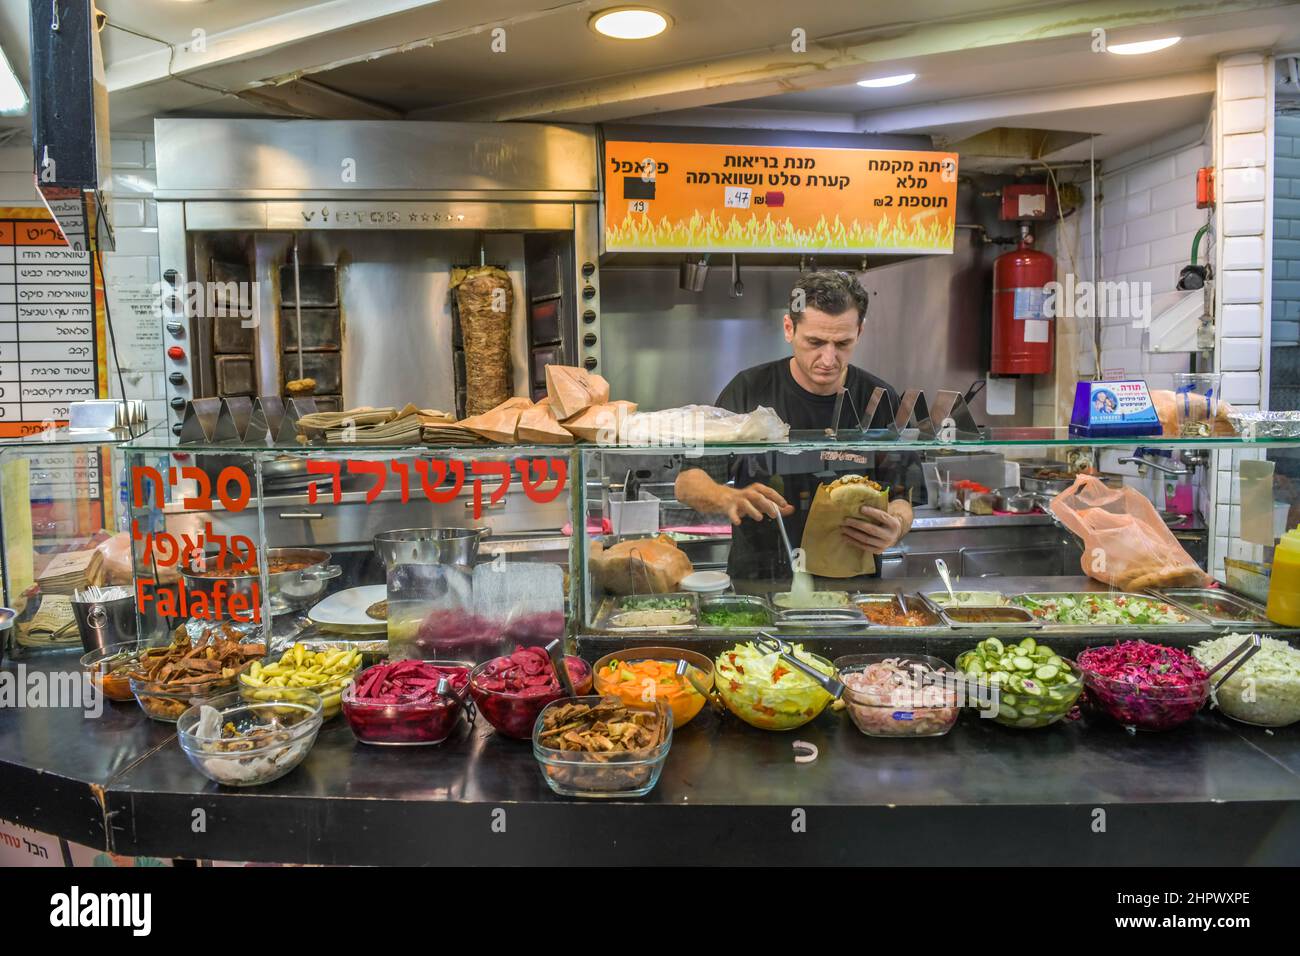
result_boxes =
[675,468,794,526]
[841,502,911,554]
[721,483,794,526]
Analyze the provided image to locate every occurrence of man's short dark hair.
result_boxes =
[789,270,869,326]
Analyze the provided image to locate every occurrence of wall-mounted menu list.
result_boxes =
[0,208,107,437]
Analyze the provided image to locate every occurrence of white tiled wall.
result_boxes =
[1210,53,1276,576]
[1085,123,1210,391]
[102,132,165,424]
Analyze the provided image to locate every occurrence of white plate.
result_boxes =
[680,571,731,593]
[308,585,388,633]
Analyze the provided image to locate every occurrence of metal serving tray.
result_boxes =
[1154,588,1277,628]
[850,593,942,628]
[697,595,774,630]
[605,592,700,632]
[1010,592,1211,630]
[938,605,1041,629]
[919,590,1012,614]
[774,607,867,629]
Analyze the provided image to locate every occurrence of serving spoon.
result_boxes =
[935,557,957,603]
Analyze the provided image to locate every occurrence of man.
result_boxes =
[674,270,916,582]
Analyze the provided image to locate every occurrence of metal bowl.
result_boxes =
[182,547,342,616]
[372,527,488,568]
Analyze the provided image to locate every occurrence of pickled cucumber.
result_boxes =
[957,637,1083,729]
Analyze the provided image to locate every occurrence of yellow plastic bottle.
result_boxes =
[1266,529,1300,626]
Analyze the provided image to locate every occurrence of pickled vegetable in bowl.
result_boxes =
[714,641,835,731]
[957,636,1083,729]
[593,647,713,727]
[1193,634,1300,728]
[1078,641,1209,732]
[470,647,593,739]
[836,653,959,737]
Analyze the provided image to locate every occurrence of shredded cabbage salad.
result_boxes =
[1193,635,1300,728]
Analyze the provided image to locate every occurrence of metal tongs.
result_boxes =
[544,638,578,697]
[754,631,844,699]
[1204,633,1263,692]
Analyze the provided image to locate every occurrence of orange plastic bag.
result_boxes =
[1049,475,1210,592]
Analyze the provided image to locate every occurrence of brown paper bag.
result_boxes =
[459,397,533,443]
[545,365,611,419]
[800,477,889,578]
[562,400,638,442]
[517,399,574,444]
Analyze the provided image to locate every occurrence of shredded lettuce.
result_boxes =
[1193,635,1300,728]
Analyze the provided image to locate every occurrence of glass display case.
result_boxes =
[112,427,1300,657]
[0,426,149,661]
[120,433,579,663]
[575,429,1300,648]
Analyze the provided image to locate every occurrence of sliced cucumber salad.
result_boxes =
[956,636,1083,729]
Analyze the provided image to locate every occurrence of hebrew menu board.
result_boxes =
[603,141,958,254]
[0,207,108,437]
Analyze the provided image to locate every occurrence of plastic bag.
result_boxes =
[589,534,693,594]
[619,405,789,445]
[1049,475,1210,591]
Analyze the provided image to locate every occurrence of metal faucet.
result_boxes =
[1117,453,1189,476]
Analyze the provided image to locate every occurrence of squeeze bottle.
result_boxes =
[1266,528,1300,626]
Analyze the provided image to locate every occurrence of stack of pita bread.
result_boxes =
[288,366,637,446]
[449,366,636,445]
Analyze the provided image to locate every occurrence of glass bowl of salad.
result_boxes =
[469,647,593,739]
[957,636,1084,729]
[593,647,713,728]
[714,641,835,731]
[80,641,143,702]
[1078,641,1210,731]
[835,653,960,737]
[1193,635,1300,728]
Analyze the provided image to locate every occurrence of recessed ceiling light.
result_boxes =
[1108,36,1181,55]
[856,73,917,88]
[0,45,27,116]
[590,7,671,40]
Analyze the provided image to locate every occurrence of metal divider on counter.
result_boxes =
[176,396,320,445]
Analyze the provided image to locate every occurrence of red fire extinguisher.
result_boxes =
[991,231,1055,375]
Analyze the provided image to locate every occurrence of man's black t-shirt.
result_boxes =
[698,358,918,582]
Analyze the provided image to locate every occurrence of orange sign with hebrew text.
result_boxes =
[603,141,957,254]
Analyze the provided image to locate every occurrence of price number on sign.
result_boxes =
[724,187,752,209]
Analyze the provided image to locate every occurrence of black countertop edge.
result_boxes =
[102,796,1300,866]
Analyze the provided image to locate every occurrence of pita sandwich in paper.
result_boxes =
[545,365,611,420]
[517,399,574,444]
[459,396,533,444]
[800,475,889,578]
[562,400,638,443]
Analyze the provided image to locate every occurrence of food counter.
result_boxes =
[1,426,1298,865]
[3,654,1300,865]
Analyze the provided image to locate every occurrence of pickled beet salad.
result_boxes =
[470,647,592,739]
[343,661,472,745]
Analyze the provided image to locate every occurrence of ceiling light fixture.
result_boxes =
[0,45,27,116]
[590,7,671,40]
[1107,36,1181,55]
[856,73,917,88]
